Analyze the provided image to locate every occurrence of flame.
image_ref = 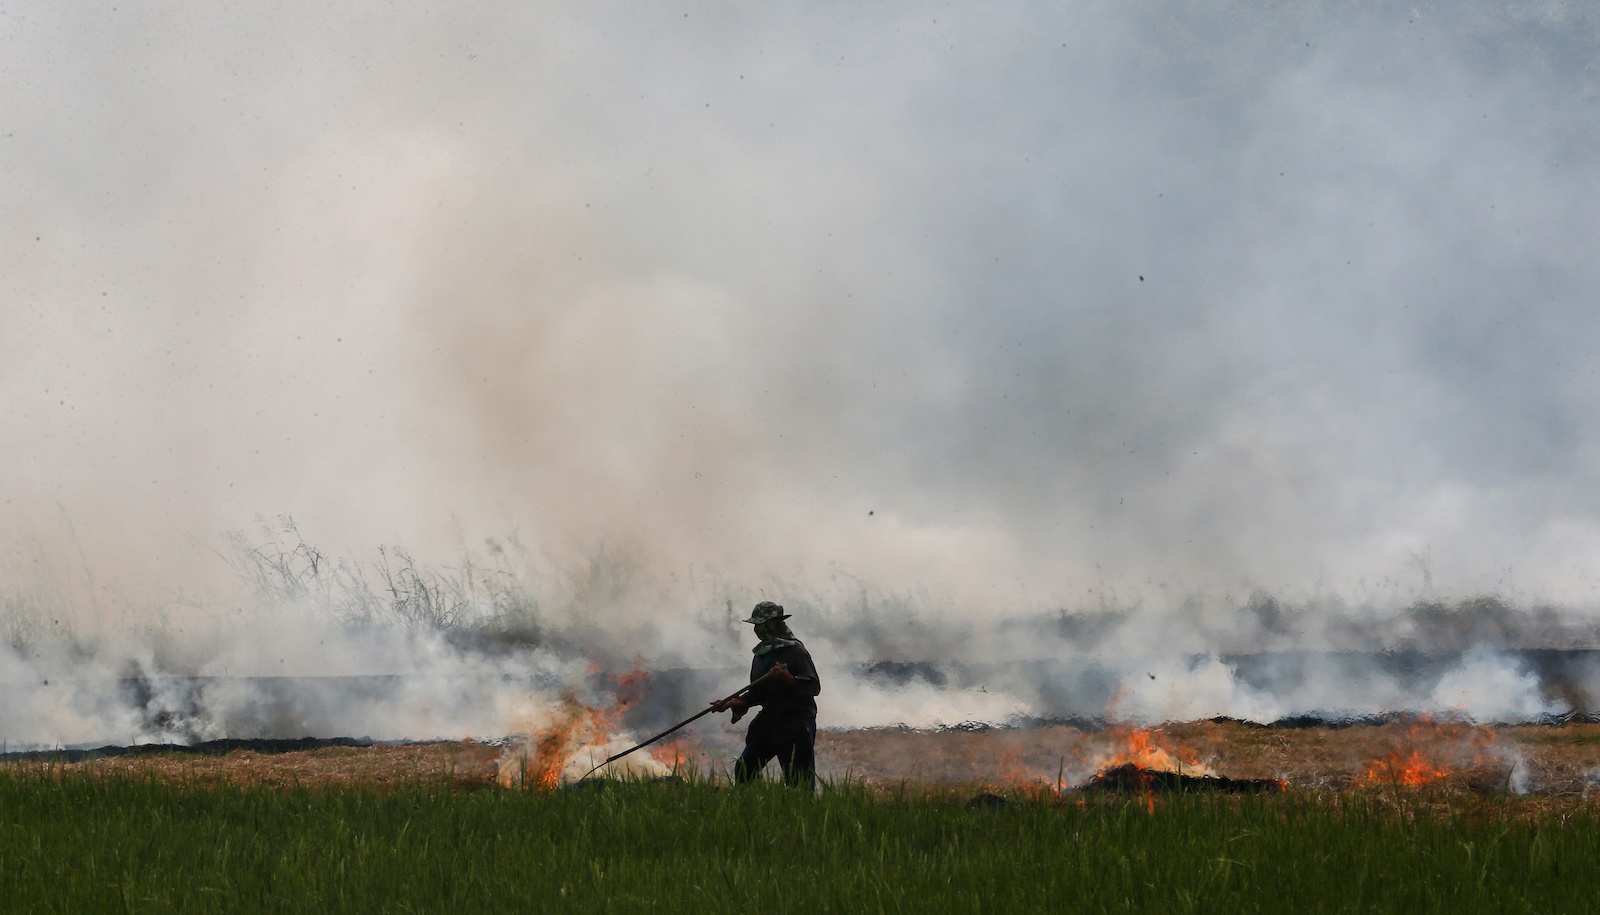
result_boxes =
[646,732,697,772]
[1357,716,1504,789]
[1089,689,1213,781]
[1094,725,1214,778]
[497,663,668,789]
[497,690,608,788]
[992,750,1034,785]
[984,724,1219,795]
[1363,748,1449,787]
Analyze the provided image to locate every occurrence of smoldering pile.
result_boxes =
[1085,764,1285,794]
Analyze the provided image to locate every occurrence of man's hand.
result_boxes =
[769,662,797,686]
[709,697,750,713]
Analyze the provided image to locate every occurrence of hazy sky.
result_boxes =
[5,0,1600,619]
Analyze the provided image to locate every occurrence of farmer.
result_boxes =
[709,601,822,788]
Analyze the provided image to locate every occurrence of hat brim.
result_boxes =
[743,614,791,624]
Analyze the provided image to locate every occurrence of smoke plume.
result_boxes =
[4,1,1600,749]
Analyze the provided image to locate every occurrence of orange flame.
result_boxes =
[1363,748,1448,787]
[993,750,1033,784]
[1357,716,1503,788]
[646,732,698,772]
[989,724,1218,796]
[497,663,657,789]
[1092,689,1212,781]
[1095,725,1214,777]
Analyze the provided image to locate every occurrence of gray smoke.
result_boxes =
[3,1,1600,748]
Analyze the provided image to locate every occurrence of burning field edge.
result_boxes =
[7,717,1599,802]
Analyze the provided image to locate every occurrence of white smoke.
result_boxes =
[4,2,1600,748]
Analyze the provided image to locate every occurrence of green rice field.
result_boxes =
[0,770,1594,913]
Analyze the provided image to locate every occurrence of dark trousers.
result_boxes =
[734,720,816,788]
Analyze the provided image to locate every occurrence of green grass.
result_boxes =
[0,771,1595,914]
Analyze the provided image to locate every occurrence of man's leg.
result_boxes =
[734,736,777,784]
[775,721,816,790]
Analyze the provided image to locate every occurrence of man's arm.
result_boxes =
[766,661,820,697]
[709,663,771,721]
[748,649,820,703]
[709,661,798,712]
[710,650,818,720]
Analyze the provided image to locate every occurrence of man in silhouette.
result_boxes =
[709,601,822,788]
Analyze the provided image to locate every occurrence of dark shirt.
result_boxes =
[744,642,821,736]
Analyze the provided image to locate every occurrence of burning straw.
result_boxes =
[1080,724,1284,794]
[496,668,674,788]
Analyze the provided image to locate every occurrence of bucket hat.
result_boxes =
[743,601,791,624]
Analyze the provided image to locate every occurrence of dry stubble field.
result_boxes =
[14,719,1600,798]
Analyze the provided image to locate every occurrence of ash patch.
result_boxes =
[856,660,949,689]
[0,736,385,764]
[1086,763,1284,793]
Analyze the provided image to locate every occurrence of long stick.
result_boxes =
[573,670,776,783]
